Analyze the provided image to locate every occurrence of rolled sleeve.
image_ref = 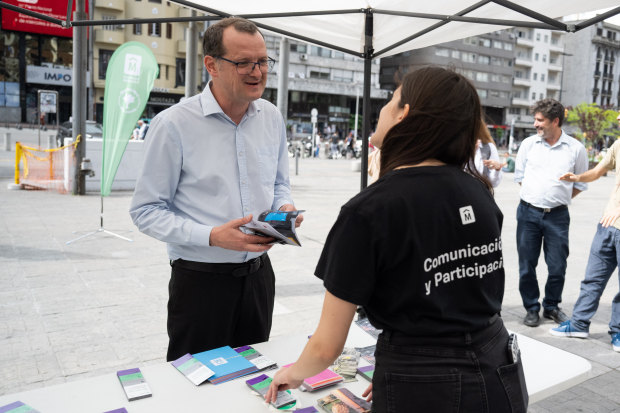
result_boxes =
[129,117,213,247]
[513,142,528,183]
[271,113,294,210]
[573,145,589,192]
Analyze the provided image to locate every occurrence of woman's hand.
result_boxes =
[362,383,373,402]
[559,172,579,183]
[600,206,620,228]
[476,139,482,151]
[482,159,501,171]
[264,366,304,404]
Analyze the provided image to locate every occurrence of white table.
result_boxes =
[0,323,591,412]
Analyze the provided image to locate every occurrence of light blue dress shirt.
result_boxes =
[514,130,588,208]
[129,83,294,263]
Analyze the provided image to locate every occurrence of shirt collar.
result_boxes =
[535,129,570,147]
[200,81,261,118]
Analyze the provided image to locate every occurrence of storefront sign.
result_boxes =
[1,0,88,38]
[148,92,183,106]
[26,65,72,86]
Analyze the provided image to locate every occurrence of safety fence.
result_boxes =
[13,136,81,193]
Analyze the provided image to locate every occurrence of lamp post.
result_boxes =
[558,52,573,102]
[351,81,360,139]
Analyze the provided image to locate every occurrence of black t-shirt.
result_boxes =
[315,165,504,336]
[331,135,339,144]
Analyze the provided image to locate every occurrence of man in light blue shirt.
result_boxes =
[129,18,301,361]
[514,99,588,328]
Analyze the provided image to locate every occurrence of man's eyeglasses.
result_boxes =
[215,56,275,75]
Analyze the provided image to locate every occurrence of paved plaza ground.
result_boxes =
[1,147,620,412]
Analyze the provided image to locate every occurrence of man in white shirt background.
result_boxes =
[514,99,588,327]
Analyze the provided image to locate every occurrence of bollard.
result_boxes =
[3,133,10,152]
[47,134,55,149]
[295,142,299,175]
[351,160,361,172]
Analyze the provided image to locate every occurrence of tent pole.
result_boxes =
[361,9,373,191]
[71,0,87,195]
[65,0,73,28]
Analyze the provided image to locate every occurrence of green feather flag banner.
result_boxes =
[101,42,159,197]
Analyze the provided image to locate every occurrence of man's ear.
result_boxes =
[204,56,218,77]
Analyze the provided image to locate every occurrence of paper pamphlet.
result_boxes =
[0,401,42,413]
[246,374,297,409]
[317,389,371,413]
[193,346,258,385]
[242,210,305,247]
[171,353,215,385]
[354,318,382,340]
[234,345,277,371]
[117,368,152,401]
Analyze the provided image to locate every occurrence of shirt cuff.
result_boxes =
[513,176,523,183]
[574,182,588,192]
[189,223,213,247]
[273,198,295,211]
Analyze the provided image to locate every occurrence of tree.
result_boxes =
[349,114,363,133]
[565,103,619,144]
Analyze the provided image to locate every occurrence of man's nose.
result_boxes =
[249,63,262,77]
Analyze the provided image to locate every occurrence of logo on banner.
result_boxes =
[118,88,141,114]
[123,54,142,84]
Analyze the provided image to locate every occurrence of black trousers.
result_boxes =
[371,317,528,413]
[166,254,276,362]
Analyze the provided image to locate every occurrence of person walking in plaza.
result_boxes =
[265,67,527,412]
[129,17,302,362]
[550,114,620,352]
[330,132,339,159]
[472,124,503,187]
[514,99,589,327]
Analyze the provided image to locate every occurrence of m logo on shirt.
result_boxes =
[459,206,476,225]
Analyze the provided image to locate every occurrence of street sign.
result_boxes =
[311,108,318,116]
[39,91,58,113]
[311,116,317,123]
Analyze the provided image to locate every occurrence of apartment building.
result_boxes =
[261,35,388,137]
[93,0,204,123]
[507,27,566,140]
[562,21,620,109]
[379,30,515,131]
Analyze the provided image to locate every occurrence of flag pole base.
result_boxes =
[66,227,133,245]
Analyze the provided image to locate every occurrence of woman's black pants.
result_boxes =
[371,316,528,413]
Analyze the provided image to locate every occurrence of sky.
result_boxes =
[563,7,620,26]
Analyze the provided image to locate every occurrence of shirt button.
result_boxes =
[242,180,246,184]
[245,207,249,211]
[239,151,243,156]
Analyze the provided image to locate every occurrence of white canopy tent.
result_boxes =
[2,0,619,188]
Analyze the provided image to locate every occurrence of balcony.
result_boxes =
[511,97,530,106]
[603,73,614,81]
[546,82,561,91]
[548,64,563,72]
[602,89,612,98]
[178,7,192,18]
[594,70,601,78]
[516,37,534,48]
[597,54,602,61]
[95,29,124,45]
[513,77,531,87]
[593,88,600,95]
[177,40,186,54]
[515,57,533,67]
[593,35,620,48]
[95,0,124,11]
[548,43,563,53]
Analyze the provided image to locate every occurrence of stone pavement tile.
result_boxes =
[103,302,163,323]
[0,315,46,338]
[0,289,33,307]
[125,333,169,363]
[87,279,153,307]
[0,273,29,292]
[25,272,84,289]
[47,321,124,353]
[77,268,132,284]
[31,284,100,315]
[41,308,112,334]
[20,261,76,277]
[56,342,141,376]
[114,315,166,341]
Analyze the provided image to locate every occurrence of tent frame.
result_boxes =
[2,0,619,190]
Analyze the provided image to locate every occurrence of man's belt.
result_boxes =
[171,255,264,277]
[520,200,567,213]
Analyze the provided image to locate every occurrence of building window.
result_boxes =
[457,69,475,80]
[462,52,476,63]
[514,70,524,79]
[541,74,546,82]
[549,74,556,84]
[308,66,330,79]
[477,55,490,65]
[134,23,142,35]
[513,91,522,98]
[102,15,116,31]
[597,28,603,36]
[333,52,344,60]
[499,91,510,99]
[491,74,500,82]
[166,23,172,39]
[504,42,513,51]
[544,35,548,43]
[264,35,276,49]
[381,67,395,76]
[542,54,547,63]
[532,92,536,100]
[533,73,537,80]
[435,48,450,57]
[451,50,460,59]
[99,49,114,79]
[536,33,541,41]
[535,53,539,61]
[509,107,521,115]
[490,90,500,98]
[478,38,491,48]
[463,37,478,45]
[402,51,410,57]
[156,64,160,79]
[165,65,169,80]
[175,58,186,87]
[551,36,559,45]
[476,72,489,82]
[477,89,488,99]
[148,0,162,2]
[310,46,331,58]
[332,69,353,82]
[493,41,503,49]
[148,23,161,37]
[539,93,543,100]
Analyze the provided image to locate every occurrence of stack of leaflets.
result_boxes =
[234,345,277,372]
[296,408,319,413]
[357,366,375,382]
[103,409,128,413]
[245,374,297,409]
[193,346,258,385]
[332,348,360,383]
[354,345,376,365]
[117,368,152,401]
[241,210,305,246]
[317,389,371,413]
[0,401,42,413]
[355,318,383,340]
[282,363,344,391]
[171,353,215,385]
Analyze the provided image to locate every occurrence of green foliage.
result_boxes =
[349,114,362,131]
[495,128,504,140]
[566,103,620,143]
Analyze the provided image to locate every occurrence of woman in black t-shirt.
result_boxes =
[266,67,527,413]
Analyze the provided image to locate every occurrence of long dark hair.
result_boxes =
[379,66,492,192]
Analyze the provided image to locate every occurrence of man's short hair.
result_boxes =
[530,98,565,127]
[202,17,264,58]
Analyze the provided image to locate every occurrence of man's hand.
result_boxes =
[280,204,304,228]
[209,215,274,252]
[559,172,579,183]
[362,383,373,402]
[601,206,620,228]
